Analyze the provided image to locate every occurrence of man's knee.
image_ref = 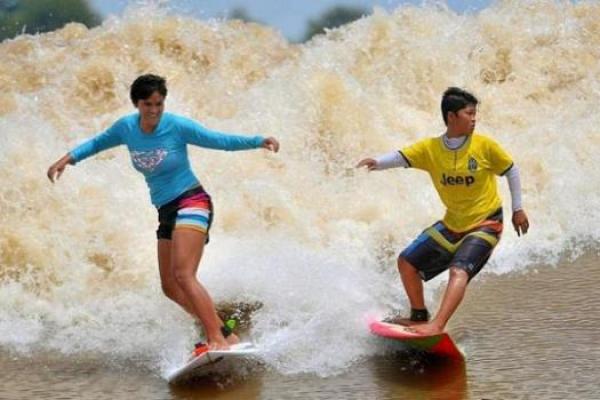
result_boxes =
[448,266,469,283]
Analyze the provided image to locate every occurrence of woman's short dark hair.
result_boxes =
[130,74,167,105]
[441,87,478,125]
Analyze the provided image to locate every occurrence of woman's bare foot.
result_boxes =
[226,333,240,346]
[207,330,240,350]
[207,335,230,351]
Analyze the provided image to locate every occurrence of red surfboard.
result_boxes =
[369,320,463,359]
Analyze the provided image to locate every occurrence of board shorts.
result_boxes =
[156,186,214,243]
[399,208,503,281]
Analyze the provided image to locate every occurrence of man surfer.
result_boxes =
[357,87,529,335]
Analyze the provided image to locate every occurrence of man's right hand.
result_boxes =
[512,209,530,237]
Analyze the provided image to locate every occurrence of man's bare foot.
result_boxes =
[410,322,444,336]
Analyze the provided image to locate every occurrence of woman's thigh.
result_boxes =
[170,228,207,279]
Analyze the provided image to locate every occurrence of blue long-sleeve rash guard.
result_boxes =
[69,112,264,207]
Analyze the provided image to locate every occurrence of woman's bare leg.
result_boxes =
[157,238,195,316]
[171,228,238,350]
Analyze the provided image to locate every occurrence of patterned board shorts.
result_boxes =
[399,209,504,281]
[156,186,214,243]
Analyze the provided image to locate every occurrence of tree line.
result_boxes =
[1,0,367,42]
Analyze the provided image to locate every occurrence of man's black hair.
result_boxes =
[441,87,478,126]
[130,74,167,105]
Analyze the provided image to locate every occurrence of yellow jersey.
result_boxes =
[401,133,513,232]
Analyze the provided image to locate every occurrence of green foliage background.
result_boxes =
[0,0,100,41]
[0,1,367,43]
[303,6,367,41]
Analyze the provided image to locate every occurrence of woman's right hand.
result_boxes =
[47,154,73,183]
[356,158,378,171]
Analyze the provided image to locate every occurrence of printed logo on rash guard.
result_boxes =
[131,149,168,172]
[468,156,478,172]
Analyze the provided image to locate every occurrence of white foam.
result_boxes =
[1,1,599,377]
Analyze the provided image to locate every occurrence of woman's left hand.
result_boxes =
[47,154,73,183]
[512,209,530,237]
[262,137,280,153]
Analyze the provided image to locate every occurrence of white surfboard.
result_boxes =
[166,342,259,383]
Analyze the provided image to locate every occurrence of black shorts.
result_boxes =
[156,186,214,243]
[399,209,503,281]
